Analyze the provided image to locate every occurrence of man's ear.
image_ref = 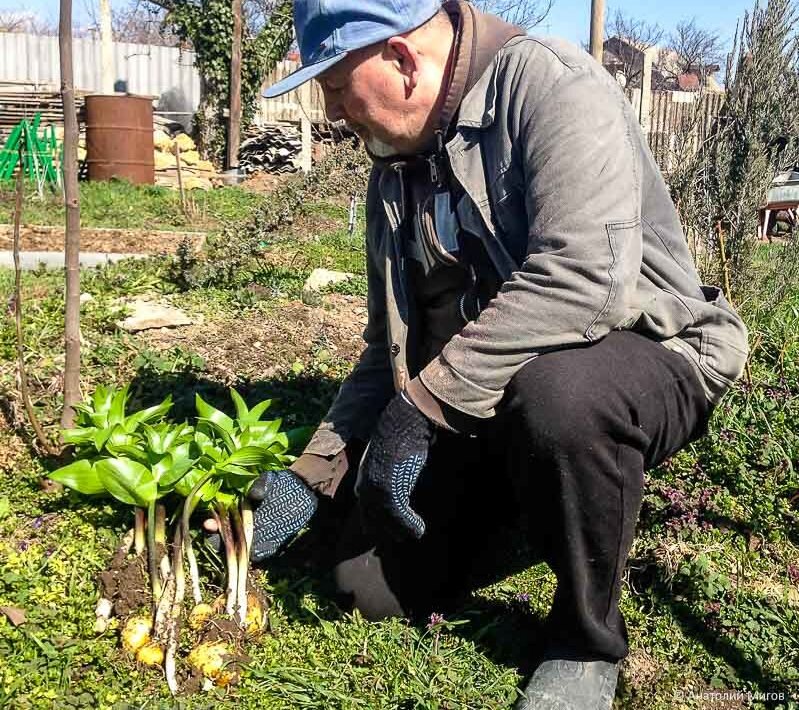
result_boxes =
[386,36,421,95]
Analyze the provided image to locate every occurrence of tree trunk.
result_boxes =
[59,0,82,429]
[227,0,243,172]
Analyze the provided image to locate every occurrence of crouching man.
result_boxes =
[240,1,749,706]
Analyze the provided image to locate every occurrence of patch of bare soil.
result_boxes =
[239,172,291,195]
[621,647,661,693]
[138,294,367,383]
[0,225,205,254]
[100,552,150,617]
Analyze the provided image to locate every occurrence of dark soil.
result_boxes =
[138,294,367,382]
[98,552,149,617]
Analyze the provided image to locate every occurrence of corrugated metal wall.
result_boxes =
[0,32,200,114]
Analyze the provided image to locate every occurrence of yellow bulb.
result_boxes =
[244,593,265,635]
[188,640,235,685]
[136,641,164,667]
[188,603,215,630]
[121,616,152,655]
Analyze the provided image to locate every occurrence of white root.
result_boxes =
[231,503,248,627]
[165,529,185,696]
[153,569,176,642]
[241,498,253,559]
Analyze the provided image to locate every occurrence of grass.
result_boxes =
[1,198,798,708]
[0,179,266,232]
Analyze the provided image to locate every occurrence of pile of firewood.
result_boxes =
[153,130,218,190]
[238,124,302,174]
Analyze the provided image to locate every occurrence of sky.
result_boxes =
[2,0,760,50]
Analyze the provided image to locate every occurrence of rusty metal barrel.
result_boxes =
[85,95,154,184]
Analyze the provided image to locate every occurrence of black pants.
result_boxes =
[329,331,713,662]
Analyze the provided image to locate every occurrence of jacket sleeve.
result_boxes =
[420,61,644,418]
[303,169,396,456]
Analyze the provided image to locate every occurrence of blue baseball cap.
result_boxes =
[263,0,443,98]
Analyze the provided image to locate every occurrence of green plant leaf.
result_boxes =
[230,389,249,422]
[49,459,105,496]
[92,427,114,453]
[198,418,237,452]
[96,458,157,507]
[105,444,150,464]
[218,463,261,491]
[243,398,272,424]
[213,491,237,509]
[92,385,114,415]
[62,427,97,445]
[156,453,197,490]
[223,446,271,467]
[175,467,220,502]
[241,420,281,448]
[125,396,173,432]
[268,433,290,453]
[108,386,130,427]
[108,424,132,448]
[195,394,234,433]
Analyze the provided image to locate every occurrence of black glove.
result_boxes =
[248,469,319,562]
[356,391,434,541]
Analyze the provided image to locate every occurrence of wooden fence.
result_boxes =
[256,60,326,125]
[626,87,726,170]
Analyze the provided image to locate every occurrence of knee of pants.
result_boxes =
[505,359,609,460]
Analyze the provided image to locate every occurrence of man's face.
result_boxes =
[319,45,411,152]
[317,25,451,155]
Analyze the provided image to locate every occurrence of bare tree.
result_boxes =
[474,0,553,31]
[0,10,57,34]
[112,1,180,45]
[661,19,723,87]
[603,9,663,87]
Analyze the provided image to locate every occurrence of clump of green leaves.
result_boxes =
[48,385,305,693]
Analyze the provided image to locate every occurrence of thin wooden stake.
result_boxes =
[174,142,188,217]
[60,0,82,430]
[12,160,57,456]
[717,221,753,385]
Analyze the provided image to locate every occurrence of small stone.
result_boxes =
[303,268,354,294]
[79,293,93,305]
[116,298,193,332]
[0,606,26,626]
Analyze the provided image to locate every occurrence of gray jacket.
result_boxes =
[305,35,750,458]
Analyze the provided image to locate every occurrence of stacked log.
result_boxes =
[153,130,219,190]
[238,123,301,174]
[0,89,87,139]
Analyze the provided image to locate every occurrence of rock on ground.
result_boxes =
[116,299,194,332]
[303,268,354,294]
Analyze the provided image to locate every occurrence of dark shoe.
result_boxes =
[514,656,620,709]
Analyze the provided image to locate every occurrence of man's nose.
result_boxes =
[320,87,345,123]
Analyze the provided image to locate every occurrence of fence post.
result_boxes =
[639,46,657,137]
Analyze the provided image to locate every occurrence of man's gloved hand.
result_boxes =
[247,468,318,562]
[356,390,435,541]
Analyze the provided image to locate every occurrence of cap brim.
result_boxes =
[263,52,349,98]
